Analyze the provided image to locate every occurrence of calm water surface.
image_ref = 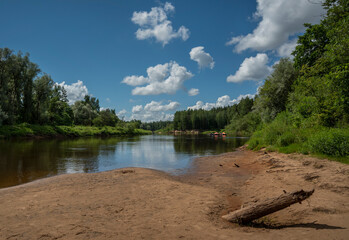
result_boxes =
[0,135,248,188]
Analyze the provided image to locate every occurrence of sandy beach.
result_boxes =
[0,148,348,239]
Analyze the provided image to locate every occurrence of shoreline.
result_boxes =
[0,124,152,139]
[0,148,348,239]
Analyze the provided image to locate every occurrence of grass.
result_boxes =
[0,123,152,138]
[246,113,349,164]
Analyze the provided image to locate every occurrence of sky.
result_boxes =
[0,0,326,122]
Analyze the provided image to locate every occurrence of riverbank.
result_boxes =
[0,123,151,138]
[0,149,348,239]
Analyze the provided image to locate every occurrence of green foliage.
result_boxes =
[154,123,174,133]
[247,112,308,150]
[261,112,295,146]
[128,119,141,129]
[72,100,98,125]
[92,109,119,127]
[292,23,328,70]
[307,128,349,157]
[83,95,100,112]
[290,0,349,126]
[33,74,54,124]
[225,111,261,136]
[0,107,7,126]
[141,121,173,131]
[0,124,151,138]
[48,85,74,125]
[0,48,40,124]
[247,112,349,162]
[173,97,254,131]
[246,130,263,150]
[0,123,56,137]
[254,58,297,123]
[276,132,296,147]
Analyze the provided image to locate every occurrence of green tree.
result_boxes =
[48,85,73,125]
[92,109,119,127]
[254,58,297,123]
[72,100,97,125]
[22,60,40,123]
[0,48,13,124]
[33,74,54,124]
[84,95,100,112]
[290,0,349,126]
[0,48,40,124]
[292,24,328,70]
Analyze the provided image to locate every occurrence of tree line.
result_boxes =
[173,97,254,131]
[0,48,119,127]
[140,121,173,131]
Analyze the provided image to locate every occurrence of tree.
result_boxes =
[0,48,40,124]
[72,101,97,125]
[173,97,255,131]
[33,74,54,124]
[254,58,297,123]
[92,109,119,127]
[0,48,13,124]
[22,60,40,123]
[292,24,328,70]
[48,85,73,125]
[84,95,100,112]
[289,0,349,126]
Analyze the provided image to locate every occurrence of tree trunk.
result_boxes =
[222,189,314,224]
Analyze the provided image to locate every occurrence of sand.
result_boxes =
[0,148,348,239]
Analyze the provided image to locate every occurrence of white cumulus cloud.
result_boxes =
[122,76,149,86]
[144,101,180,112]
[188,94,255,111]
[131,100,180,122]
[227,53,272,83]
[189,46,215,69]
[277,38,298,57]
[56,80,89,104]
[132,105,143,113]
[188,88,199,96]
[131,2,190,46]
[226,0,325,53]
[122,61,194,95]
[116,109,127,119]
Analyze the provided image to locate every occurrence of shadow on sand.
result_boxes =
[250,221,345,230]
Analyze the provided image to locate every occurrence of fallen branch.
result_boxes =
[222,189,314,224]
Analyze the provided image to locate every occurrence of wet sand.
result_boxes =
[0,148,348,239]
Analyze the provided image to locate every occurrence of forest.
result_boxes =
[172,0,349,160]
[173,97,254,133]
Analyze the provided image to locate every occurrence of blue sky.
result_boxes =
[0,0,325,122]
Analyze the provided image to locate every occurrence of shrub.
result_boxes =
[307,128,349,157]
[276,131,297,147]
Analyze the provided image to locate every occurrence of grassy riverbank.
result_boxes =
[246,113,349,164]
[0,123,151,138]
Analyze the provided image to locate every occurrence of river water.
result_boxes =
[0,135,248,188]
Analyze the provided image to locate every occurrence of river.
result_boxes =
[0,134,248,188]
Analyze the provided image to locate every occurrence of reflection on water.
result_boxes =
[0,135,248,188]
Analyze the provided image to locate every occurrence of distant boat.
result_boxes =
[210,132,226,138]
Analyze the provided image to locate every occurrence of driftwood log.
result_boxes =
[222,189,314,224]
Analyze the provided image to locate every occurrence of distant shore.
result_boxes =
[0,148,348,239]
[0,123,151,139]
